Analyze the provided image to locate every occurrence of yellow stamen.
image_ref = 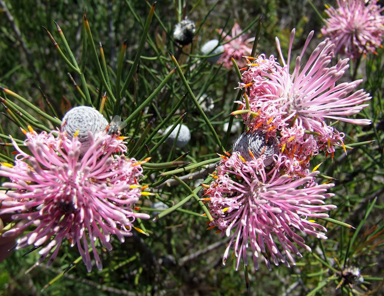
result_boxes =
[130,185,141,189]
[21,128,27,135]
[133,226,149,236]
[288,136,295,142]
[281,143,286,153]
[141,192,155,196]
[1,162,13,168]
[239,155,246,163]
[312,162,323,172]
[308,220,316,223]
[143,157,151,162]
[141,185,149,190]
[74,129,80,137]
[27,125,34,133]
[222,207,229,213]
[267,117,274,124]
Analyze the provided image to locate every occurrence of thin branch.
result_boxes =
[179,238,230,266]
[156,164,216,188]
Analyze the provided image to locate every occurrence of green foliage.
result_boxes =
[0,0,383,295]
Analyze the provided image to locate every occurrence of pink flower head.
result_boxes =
[0,128,150,272]
[237,29,371,172]
[321,0,384,59]
[207,152,336,270]
[218,23,254,69]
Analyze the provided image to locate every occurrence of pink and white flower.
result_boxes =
[321,0,384,58]
[0,128,149,272]
[218,23,254,69]
[207,152,336,270]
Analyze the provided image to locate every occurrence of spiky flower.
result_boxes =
[207,152,336,270]
[321,0,384,58]
[238,29,371,174]
[0,127,149,272]
[218,23,254,69]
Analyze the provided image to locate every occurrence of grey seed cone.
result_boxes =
[233,131,279,166]
[165,124,191,148]
[61,106,108,154]
[173,19,195,46]
[201,39,224,63]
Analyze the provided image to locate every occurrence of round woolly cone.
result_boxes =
[173,19,195,46]
[165,124,191,148]
[61,106,108,155]
[201,39,224,63]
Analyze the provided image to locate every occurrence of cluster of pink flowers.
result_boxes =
[218,23,254,69]
[206,29,371,270]
[239,30,371,175]
[321,0,384,59]
[0,127,149,272]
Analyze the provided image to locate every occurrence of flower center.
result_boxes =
[57,199,77,214]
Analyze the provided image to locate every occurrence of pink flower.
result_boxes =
[207,152,336,270]
[0,128,150,272]
[237,29,371,173]
[321,0,384,58]
[218,23,254,69]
